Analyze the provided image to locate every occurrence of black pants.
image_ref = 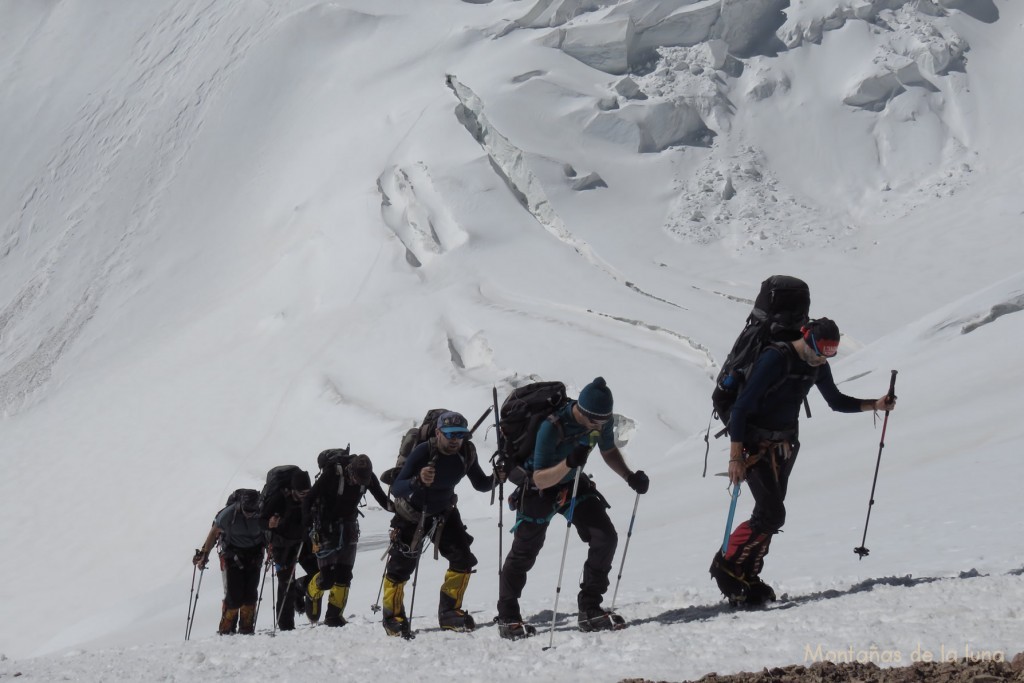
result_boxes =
[746,441,800,535]
[272,541,317,629]
[719,442,801,580]
[221,546,264,609]
[385,506,477,583]
[497,485,617,620]
[314,514,360,584]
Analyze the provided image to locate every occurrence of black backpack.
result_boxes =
[258,465,303,516]
[711,275,810,428]
[224,488,251,507]
[380,408,449,486]
[314,447,353,491]
[216,488,259,528]
[496,381,569,468]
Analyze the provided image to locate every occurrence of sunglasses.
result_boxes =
[440,428,469,440]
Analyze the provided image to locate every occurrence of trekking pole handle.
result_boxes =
[886,370,898,404]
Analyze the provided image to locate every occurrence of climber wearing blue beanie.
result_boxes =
[495,376,650,639]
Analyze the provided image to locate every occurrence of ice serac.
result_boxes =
[542,16,640,75]
[842,8,967,110]
[445,75,679,305]
[780,0,993,49]
[529,0,790,75]
[586,99,713,152]
[515,0,619,28]
[445,75,569,238]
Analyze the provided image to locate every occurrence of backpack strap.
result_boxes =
[767,341,815,417]
[462,441,477,473]
[546,412,566,439]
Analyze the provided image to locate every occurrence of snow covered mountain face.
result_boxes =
[0,0,1020,679]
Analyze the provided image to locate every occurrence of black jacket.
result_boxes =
[259,490,308,546]
[391,439,492,515]
[729,343,861,442]
[302,457,391,533]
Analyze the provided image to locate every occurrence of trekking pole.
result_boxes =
[269,562,276,634]
[185,556,206,642]
[406,453,439,637]
[255,554,272,631]
[854,370,898,559]
[371,557,388,613]
[544,466,584,651]
[609,492,640,611]
[185,558,199,641]
[492,387,505,577]
[407,542,424,635]
[276,542,304,629]
[497,477,504,577]
[721,482,741,556]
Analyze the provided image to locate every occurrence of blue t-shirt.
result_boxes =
[531,402,615,485]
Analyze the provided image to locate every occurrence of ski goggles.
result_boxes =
[808,333,839,358]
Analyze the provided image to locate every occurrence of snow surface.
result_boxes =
[0,0,1021,680]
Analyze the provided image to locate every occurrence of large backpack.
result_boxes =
[224,488,252,507]
[258,465,303,516]
[214,488,259,535]
[314,447,352,493]
[496,381,569,468]
[711,275,810,429]
[380,408,449,486]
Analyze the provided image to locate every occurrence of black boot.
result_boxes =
[497,616,537,640]
[744,576,777,605]
[577,607,625,632]
[324,604,347,627]
[710,550,777,607]
[293,576,309,615]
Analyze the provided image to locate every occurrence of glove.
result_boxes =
[565,444,591,469]
[627,470,649,494]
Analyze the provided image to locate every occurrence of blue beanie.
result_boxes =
[578,377,613,420]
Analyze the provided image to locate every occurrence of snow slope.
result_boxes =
[0,0,1020,680]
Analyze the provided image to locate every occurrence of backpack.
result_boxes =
[315,447,352,493]
[380,408,449,486]
[496,381,569,468]
[224,488,251,507]
[258,465,303,515]
[215,488,259,534]
[711,275,810,429]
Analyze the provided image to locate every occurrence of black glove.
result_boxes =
[627,470,649,494]
[565,444,591,469]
